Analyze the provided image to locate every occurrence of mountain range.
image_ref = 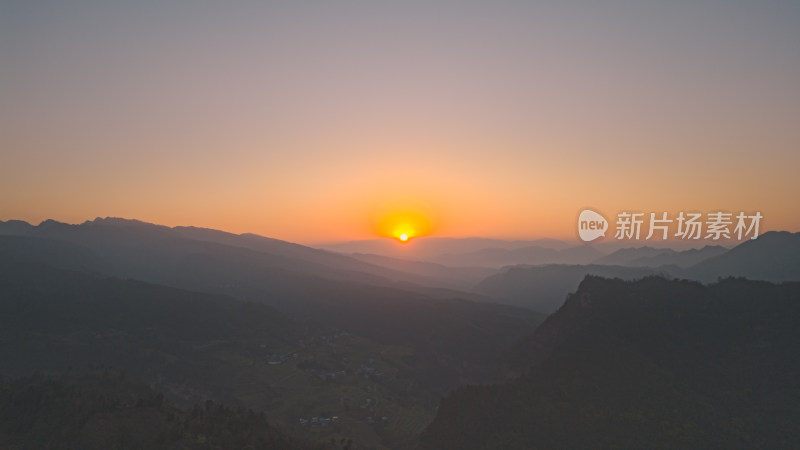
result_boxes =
[2,218,799,448]
[0,218,548,448]
[470,232,800,313]
[593,245,728,268]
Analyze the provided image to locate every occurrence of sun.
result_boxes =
[374,210,433,243]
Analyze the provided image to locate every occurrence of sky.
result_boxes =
[2,0,799,244]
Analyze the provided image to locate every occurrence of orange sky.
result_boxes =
[2,1,799,244]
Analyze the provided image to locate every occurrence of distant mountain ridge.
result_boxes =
[690,231,800,282]
[348,252,498,290]
[433,244,604,268]
[0,217,479,294]
[468,231,798,313]
[474,264,670,313]
[593,245,728,268]
[319,236,572,260]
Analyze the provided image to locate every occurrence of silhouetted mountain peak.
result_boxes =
[423,276,800,449]
[689,244,726,253]
[615,246,668,254]
[0,219,34,234]
[37,219,66,228]
[82,217,174,232]
[751,230,798,241]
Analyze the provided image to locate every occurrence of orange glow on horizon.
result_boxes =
[2,2,800,245]
[374,209,433,241]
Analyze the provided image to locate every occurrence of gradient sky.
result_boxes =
[2,0,799,244]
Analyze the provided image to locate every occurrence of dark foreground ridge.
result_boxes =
[421,276,800,449]
[0,373,333,450]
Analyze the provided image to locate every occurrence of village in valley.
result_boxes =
[240,328,437,448]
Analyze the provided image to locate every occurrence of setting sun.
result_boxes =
[374,209,434,242]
